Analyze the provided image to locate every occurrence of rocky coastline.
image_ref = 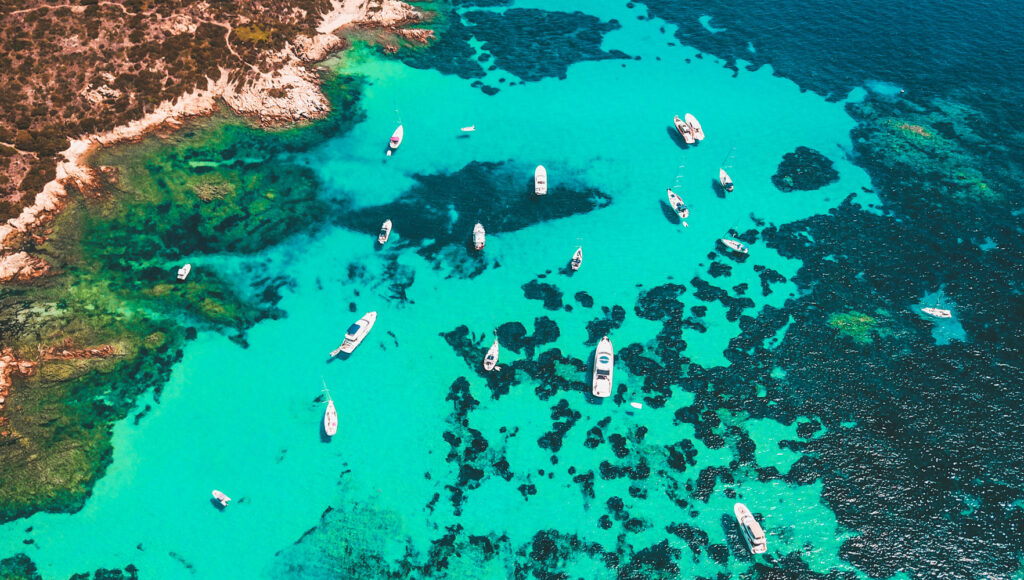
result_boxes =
[0,0,427,283]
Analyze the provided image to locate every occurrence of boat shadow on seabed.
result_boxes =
[666,126,692,149]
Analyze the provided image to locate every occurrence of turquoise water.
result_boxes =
[0,1,885,577]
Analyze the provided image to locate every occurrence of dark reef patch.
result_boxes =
[771,146,839,192]
[462,9,630,82]
[522,279,563,310]
[335,161,611,271]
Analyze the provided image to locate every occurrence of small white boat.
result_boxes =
[177,263,191,281]
[212,490,231,507]
[330,311,377,357]
[483,338,499,371]
[734,503,767,554]
[630,402,643,409]
[922,307,952,318]
[534,165,548,196]
[570,247,583,271]
[473,223,486,251]
[322,379,338,437]
[592,336,614,398]
[666,189,689,220]
[378,219,393,244]
[673,116,695,144]
[685,113,705,141]
[387,125,404,156]
[719,168,734,192]
[720,239,748,254]
[461,125,475,132]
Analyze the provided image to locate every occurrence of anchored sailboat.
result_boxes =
[322,378,338,437]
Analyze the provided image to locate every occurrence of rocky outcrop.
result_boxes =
[222,59,330,125]
[0,348,36,421]
[0,0,429,283]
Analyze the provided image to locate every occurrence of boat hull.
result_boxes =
[720,239,748,254]
[570,247,582,271]
[922,307,952,318]
[177,264,191,281]
[666,189,689,220]
[685,113,705,140]
[331,311,378,356]
[324,400,338,436]
[592,336,614,398]
[719,169,734,192]
[734,503,767,554]
[212,490,231,507]
[473,224,486,250]
[535,165,548,195]
[389,125,404,150]
[378,220,392,244]
[483,339,499,371]
[673,116,695,144]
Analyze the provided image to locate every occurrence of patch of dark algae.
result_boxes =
[396,5,629,91]
[771,146,839,192]
[1,553,140,580]
[336,161,611,277]
[0,73,367,524]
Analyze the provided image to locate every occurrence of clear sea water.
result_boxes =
[4,0,1023,577]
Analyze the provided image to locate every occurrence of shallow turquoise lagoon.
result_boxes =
[0,1,880,576]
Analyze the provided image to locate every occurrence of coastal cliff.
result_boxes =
[0,0,431,524]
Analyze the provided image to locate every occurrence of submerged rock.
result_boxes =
[771,146,839,192]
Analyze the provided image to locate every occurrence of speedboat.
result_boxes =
[177,263,191,281]
[720,239,748,254]
[330,311,377,356]
[719,168,734,192]
[734,503,767,554]
[378,219,392,244]
[322,379,338,437]
[592,336,614,398]
[387,125,403,156]
[685,113,705,140]
[461,125,475,132]
[666,189,689,220]
[212,490,231,507]
[483,338,499,371]
[673,116,695,144]
[570,247,582,271]
[535,165,548,195]
[473,223,486,250]
[922,307,952,318]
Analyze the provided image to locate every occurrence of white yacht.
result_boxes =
[734,503,767,554]
[378,219,393,244]
[719,168,734,192]
[212,490,231,507]
[331,311,377,356]
[666,189,689,220]
[720,239,749,254]
[922,307,952,318]
[322,379,338,437]
[177,263,191,281]
[461,125,475,132]
[570,247,583,271]
[483,338,499,371]
[685,113,705,140]
[592,336,614,398]
[673,115,695,144]
[473,223,486,250]
[535,165,548,195]
[387,125,403,156]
